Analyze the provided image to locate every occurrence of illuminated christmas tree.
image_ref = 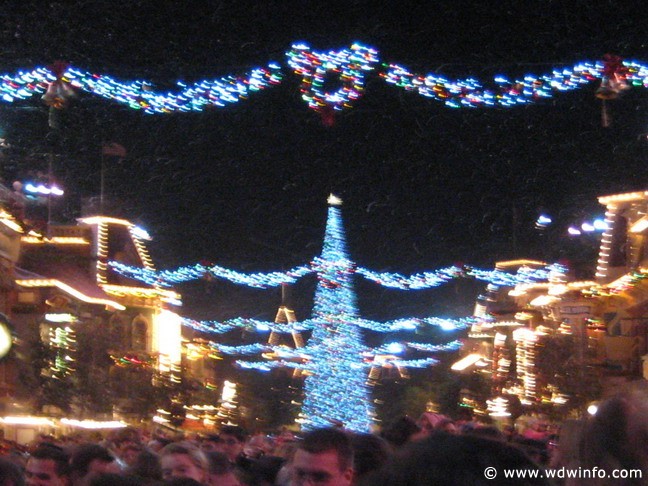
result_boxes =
[215,195,464,431]
[297,195,374,430]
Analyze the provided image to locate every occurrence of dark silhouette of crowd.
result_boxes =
[1,390,647,485]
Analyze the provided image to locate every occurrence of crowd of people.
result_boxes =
[0,389,647,485]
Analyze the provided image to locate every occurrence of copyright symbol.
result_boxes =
[484,467,497,479]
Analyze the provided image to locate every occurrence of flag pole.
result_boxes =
[47,151,53,238]
[100,146,105,214]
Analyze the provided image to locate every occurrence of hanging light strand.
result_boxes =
[1,50,646,113]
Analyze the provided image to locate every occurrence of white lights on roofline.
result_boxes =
[160,295,182,306]
[581,222,595,232]
[0,210,24,233]
[78,216,133,226]
[60,418,127,429]
[599,191,648,205]
[21,236,90,245]
[593,218,607,231]
[567,217,606,236]
[451,353,483,371]
[15,279,125,310]
[45,313,77,323]
[101,284,181,305]
[630,217,648,234]
[495,259,546,268]
[131,225,152,240]
[0,416,55,426]
[24,183,64,196]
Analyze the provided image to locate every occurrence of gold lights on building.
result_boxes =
[16,278,125,310]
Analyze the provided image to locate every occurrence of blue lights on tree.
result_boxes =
[298,197,375,431]
[224,196,465,431]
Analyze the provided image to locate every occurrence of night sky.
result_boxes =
[1,1,647,320]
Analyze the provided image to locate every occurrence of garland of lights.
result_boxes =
[1,65,283,114]
[356,266,462,289]
[380,60,644,108]
[182,314,478,336]
[286,43,379,113]
[465,264,566,287]
[237,360,304,372]
[181,317,283,334]
[1,45,646,116]
[110,259,558,291]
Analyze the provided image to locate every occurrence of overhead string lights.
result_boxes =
[110,259,557,291]
[1,46,646,117]
[464,264,565,287]
[181,315,475,336]
[356,266,462,289]
[286,43,379,125]
[1,63,283,114]
[109,261,313,288]
[68,65,283,113]
[384,61,587,108]
[181,316,314,335]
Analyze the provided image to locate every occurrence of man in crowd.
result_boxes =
[69,444,120,485]
[199,434,223,454]
[109,427,141,469]
[25,444,70,486]
[289,428,353,486]
[219,426,247,464]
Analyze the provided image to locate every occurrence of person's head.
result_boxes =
[199,434,223,454]
[246,455,285,486]
[244,433,274,459]
[205,451,234,486]
[118,443,142,468]
[25,444,71,486]
[0,457,24,486]
[348,433,390,483]
[574,391,648,484]
[218,426,247,463]
[160,441,209,484]
[379,416,421,448]
[373,432,551,486]
[125,448,162,482]
[290,428,353,486]
[147,437,172,453]
[69,444,119,485]
[111,427,140,459]
[416,412,454,437]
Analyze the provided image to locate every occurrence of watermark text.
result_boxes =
[483,466,643,481]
